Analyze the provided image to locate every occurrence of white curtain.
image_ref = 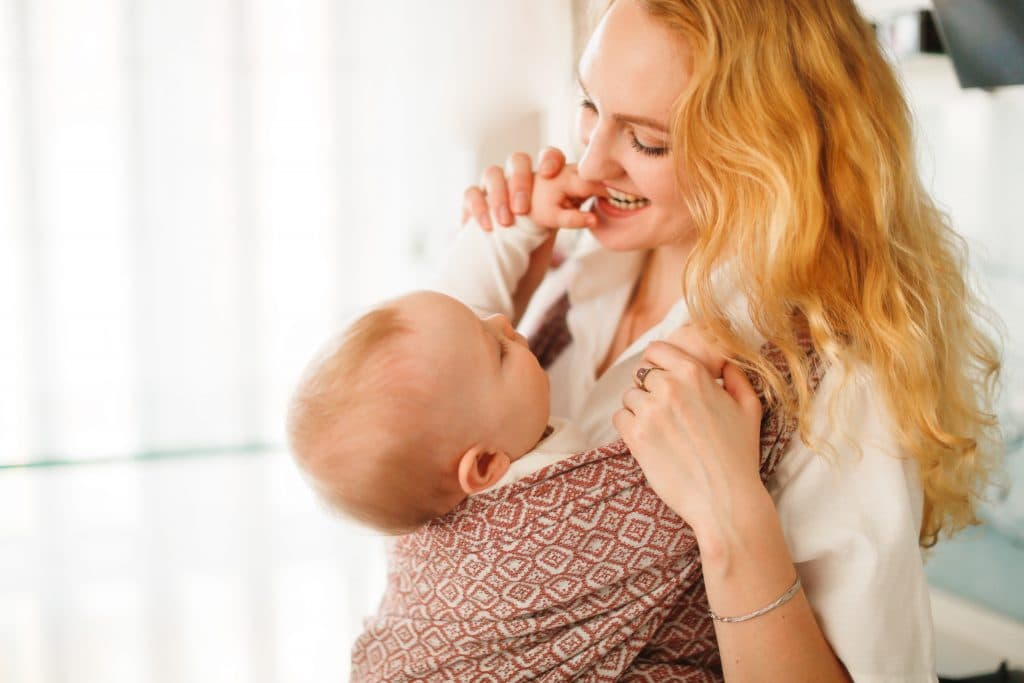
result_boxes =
[0,0,578,465]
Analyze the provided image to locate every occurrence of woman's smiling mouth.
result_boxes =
[605,186,651,210]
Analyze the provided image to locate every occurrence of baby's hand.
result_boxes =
[530,164,604,231]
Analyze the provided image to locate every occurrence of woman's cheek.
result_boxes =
[644,162,676,206]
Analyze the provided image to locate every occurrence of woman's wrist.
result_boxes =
[693,485,806,632]
[692,482,783,579]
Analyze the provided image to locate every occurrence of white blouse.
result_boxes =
[436,219,938,683]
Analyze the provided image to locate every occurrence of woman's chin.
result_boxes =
[588,202,692,252]
[588,218,658,252]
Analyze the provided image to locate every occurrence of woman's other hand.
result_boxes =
[662,324,727,380]
[612,326,765,541]
[461,147,566,231]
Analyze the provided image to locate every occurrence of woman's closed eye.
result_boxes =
[630,135,668,158]
[579,97,668,158]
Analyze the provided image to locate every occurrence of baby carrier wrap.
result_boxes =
[352,294,822,681]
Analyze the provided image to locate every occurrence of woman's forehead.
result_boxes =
[578,0,690,120]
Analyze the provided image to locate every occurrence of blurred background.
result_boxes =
[0,0,1021,680]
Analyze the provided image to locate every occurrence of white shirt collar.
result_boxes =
[564,232,759,364]
[553,237,765,439]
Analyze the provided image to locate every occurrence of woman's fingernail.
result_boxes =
[498,205,513,225]
[477,212,492,230]
[513,191,528,213]
[540,160,556,175]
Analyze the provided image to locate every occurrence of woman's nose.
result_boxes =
[577,123,621,182]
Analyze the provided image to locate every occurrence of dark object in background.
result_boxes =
[872,10,946,57]
[932,0,1024,88]
[939,661,1024,683]
[918,9,947,54]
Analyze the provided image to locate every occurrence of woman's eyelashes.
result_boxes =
[579,98,668,158]
[630,135,668,157]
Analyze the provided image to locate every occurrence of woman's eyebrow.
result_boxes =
[577,74,669,134]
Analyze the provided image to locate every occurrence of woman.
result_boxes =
[461,0,1000,681]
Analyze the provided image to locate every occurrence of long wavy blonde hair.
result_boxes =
[626,0,1002,546]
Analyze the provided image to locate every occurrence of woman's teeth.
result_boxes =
[606,187,651,209]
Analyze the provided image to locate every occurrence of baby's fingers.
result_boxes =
[537,146,567,178]
[505,152,534,215]
[563,171,606,201]
[554,208,597,229]
[481,166,514,227]
[462,185,492,231]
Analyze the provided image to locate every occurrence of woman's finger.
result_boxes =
[630,366,663,393]
[663,325,727,379]
[621,386,654,416]
[505,152,534,215]
[481,165,514,227]
[643,342,715,388]
[537,146,566,178]
[723,362,763,420]
[612,406,635,439]
[462,185,492,231]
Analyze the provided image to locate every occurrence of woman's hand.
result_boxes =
[616,330,853,683]
[461,147,567,230]
[612,326,765,542]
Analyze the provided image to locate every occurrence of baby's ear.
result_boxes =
[457,447,511,494]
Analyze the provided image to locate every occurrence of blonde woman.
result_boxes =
[458,0,1001,681]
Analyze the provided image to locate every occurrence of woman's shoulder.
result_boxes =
[769,358,925,543]
[769,361,936,681]
[787,358,905,460]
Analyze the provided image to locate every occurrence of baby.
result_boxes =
[286,287,586,534]
[289,166,612,534]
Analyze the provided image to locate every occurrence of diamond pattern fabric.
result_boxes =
[352,294,822,681]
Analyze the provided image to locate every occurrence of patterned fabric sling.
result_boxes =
[351,293,823,682]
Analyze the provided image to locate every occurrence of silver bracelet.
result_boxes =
[709,575,802,624]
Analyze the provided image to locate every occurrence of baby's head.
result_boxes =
[287,290,550,534]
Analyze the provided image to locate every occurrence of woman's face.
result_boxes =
[576,0,694,253]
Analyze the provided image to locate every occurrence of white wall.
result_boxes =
[898,54,1024,534]
[0,0,578,463]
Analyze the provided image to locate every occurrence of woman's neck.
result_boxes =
[630,242,692,316]
[595,240,696,379]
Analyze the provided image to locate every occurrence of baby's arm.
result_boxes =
[434,164,600,319]
[430,216,552,320]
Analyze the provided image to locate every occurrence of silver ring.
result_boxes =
[635,366,656,391]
